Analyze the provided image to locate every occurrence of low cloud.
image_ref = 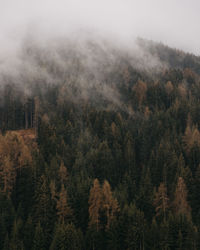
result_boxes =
[0,0,199,55]
[0,0,198,114]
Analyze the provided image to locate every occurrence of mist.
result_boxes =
[0,0,199,55]
[0,0,199,113]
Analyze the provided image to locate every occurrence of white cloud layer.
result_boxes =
[0,0,199,55]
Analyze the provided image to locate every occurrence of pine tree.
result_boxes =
[56,184,72,223]
[50,223,82,250]
[89,179,119,231]
[132,80,147,106]
[137,167,154,222]
[32,222,45,250]
[159,220,170,250]
[3,233,9,250]
[0,131,32,197]
[50,223,67,250]
[173,177,191,219]
[34,175,52,225]
[122,203,146,250]
[59,161,68,185]
[148,218,160,250]
[153,182,169,221]
[124,132,135,173]
[182,118,200,155]
[9,218,24,250]
[165,81,174,95]
[191,165,200,227]
[34,96,39,138]
[23,216,34,250]
[96,140,114,182]
[168,212,197,250]
[0,216,7,249]
[0,155,15,197]
[88,179,102,231]
[34,175,55,248]
[102,180,119,229]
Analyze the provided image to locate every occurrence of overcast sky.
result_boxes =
[0,0,199,55]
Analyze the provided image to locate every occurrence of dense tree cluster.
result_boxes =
[0,40,200,249]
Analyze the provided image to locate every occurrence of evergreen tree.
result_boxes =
[173,177,191,219]
[102,180,119,230]
[50,223,82,250]
[23,216,34,250]
[32,222,45,250]
[56,184,72,223]
[9,218,24,250]
[153,182,169,221]
[34,175,55,248]
[88,179,102,231]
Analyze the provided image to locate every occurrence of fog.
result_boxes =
[0,0,199,55]
[0,0,199,117]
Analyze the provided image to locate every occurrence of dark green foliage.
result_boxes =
[50,223,83,250]
[32,222,45,250]
[0,39,200,249]
[9,218,24,250]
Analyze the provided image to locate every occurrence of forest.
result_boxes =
[0,37,200,249]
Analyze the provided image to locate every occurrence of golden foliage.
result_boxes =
[0,131,32,196]
[178,84,187,99]
[183,68,197,81]
[102,180,119,229]
[59,161,68,184]
[173,177,191,219]
[144,106,151,119]
[153,182,169,220]
[132,80,147,105]
[182,124,200,154]
[50,179,56,201]
[88,179,119,231]
[165,81,174,95]
[88,179,102,231]
[56,184,72,223]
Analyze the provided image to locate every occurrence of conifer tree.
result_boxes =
[165,81,174,95]
[137,167,154,221]
[23,216,34,250]
[88,178,102,231]
[0,131,32,197]
[34,175,55,246]
[9,218,24,250]
[182,118,200,155]
[148,218,160,249]
[50,223,67,250]
[34,175,52,225]
[0,216,7,249]
[50,223,82,250]
[153,182,169,221]
[3,233,9,250]
[173,177,191,219]
[102,180,119,229]
[56,183,72,223]
[123,203,146,250]
[124,132,135,173]
[59,161,68,185]
[32,222,45,250]
[132,80,147,106]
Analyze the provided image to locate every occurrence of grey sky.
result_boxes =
[0,0,200,55]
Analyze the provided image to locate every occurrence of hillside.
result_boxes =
[137,38,200,74]
[0,38,200,249]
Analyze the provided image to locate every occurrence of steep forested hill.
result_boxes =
[137,38,200,74]
[0,38,200,249]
